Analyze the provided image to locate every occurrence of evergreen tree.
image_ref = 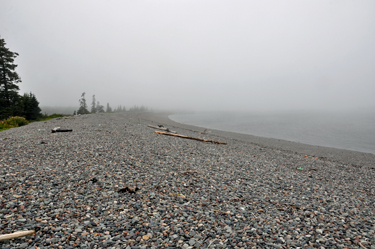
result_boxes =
[129,105,138,111]
[106,103,112,113]
[91,95,96,113]
[22,92,41,120]
[96,101,104,113]
[73,110,76,115]
[77,92,89,114]
[0,37,23,120]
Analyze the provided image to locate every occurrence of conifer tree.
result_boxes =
[0,36,23,119]
[96,101,104,113]
[22,92,41,120]
[77,92,89,114]
[91,95,96,113]
[106,103,112,112]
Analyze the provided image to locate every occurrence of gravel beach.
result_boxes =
[0,111,374,249]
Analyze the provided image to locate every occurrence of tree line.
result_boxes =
[0,36,42,121]
[1,36,149,122]
[75,92,148,115]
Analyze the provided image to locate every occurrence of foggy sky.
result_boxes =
[1,0,375,112]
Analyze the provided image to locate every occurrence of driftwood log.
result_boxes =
[0,230,35,241]
[154,131,227,145]
[147,125,176,133]
[51,127,73,133]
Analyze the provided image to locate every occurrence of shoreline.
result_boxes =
[139,111,375,167]
[1,111,374,248]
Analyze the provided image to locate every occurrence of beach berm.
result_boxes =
[0,111,374,248]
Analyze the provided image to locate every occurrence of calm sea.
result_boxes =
[170,111,375,155]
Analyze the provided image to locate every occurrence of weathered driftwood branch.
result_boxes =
[51,127,73,133]
[0,230,35,241]
[147,125,176,133]
[154,131,227,145]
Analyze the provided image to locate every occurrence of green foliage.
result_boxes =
[0,116,28,131]
[0,93,24,120]
[41,113,64,120]
[0,113,69,132]
[23,92,42,120]
[96,101,104,113]
[0,36,24,120]
[106,103,112,112]
[43,113,64,119]
[0,37,42,121]
[77,92,89,114]
[91,95,96,113]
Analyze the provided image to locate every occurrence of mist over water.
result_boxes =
[170,110,375,155]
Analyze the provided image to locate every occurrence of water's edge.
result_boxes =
[139,111,375,167]
[170,111,375,155]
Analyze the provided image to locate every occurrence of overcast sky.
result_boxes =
[1,0,375,112]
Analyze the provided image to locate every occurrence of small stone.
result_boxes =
[224,226,232,233]
[265,243,282,248]
[142,235,149,240]
[0,109,371,249]
[19,243,29,248]
[189,238,195,245]
[277,237,285,243]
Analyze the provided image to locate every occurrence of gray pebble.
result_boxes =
[0,112,373,248]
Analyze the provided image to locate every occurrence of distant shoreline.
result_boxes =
[139,111,375,167]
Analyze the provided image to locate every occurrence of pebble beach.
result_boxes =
[0,111,374,248]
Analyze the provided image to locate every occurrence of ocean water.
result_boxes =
[170,111,375,155]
